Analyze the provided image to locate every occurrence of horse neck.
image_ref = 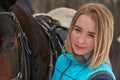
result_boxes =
[11,3,48,50]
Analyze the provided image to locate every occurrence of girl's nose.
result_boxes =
[78,34,86,44]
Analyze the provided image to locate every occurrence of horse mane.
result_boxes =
[13,0,34,14]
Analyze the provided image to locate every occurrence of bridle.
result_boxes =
[0,12,31,80]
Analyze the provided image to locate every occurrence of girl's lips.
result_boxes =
[75,44,85,50]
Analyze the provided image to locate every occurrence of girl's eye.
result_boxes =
[89,34,95,38]
[74,28,81,32]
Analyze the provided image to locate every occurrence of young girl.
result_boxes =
[52,3,116,80]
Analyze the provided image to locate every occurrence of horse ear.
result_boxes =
[0,0,17,8]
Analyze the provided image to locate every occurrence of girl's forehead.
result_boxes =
[75,15,96,31]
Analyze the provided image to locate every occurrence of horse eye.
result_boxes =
[6,41,15,48]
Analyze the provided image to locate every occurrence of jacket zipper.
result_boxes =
[59,60,72,80]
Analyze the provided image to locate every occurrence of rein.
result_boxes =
[0,12,31,80]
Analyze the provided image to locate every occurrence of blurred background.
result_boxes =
[29,0,120,39]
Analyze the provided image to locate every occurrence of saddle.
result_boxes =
[34,15,68,80]
[35,15,68,48]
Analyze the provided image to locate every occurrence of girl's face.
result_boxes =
[71,14,96,55]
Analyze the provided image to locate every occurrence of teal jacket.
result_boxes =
[52,49,116,80]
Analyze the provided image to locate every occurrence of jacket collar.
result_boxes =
[62,48,92,65]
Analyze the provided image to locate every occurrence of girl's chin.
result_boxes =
[73,49,83,55]
[73,48,87,55]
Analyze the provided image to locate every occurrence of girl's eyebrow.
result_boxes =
[74,25,82,30]
[88,31,96,35]
[74,25,96,35]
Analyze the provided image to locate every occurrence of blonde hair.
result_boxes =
[65,3,114,68]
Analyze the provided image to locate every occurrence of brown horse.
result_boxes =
[0,0,34,80]
[11,0,62,80]
[0,0,39,80]
[0,0,29,80]
[0,0,59,79]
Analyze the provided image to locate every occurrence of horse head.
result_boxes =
[0,0,31,80]
[0,0,20,80]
